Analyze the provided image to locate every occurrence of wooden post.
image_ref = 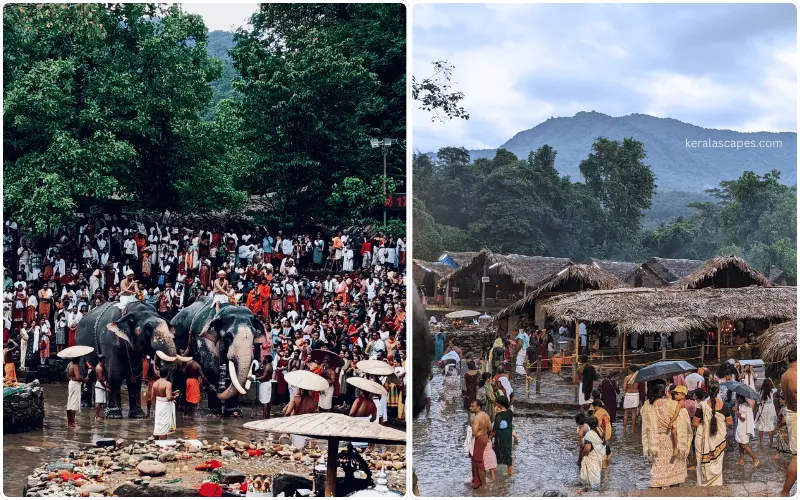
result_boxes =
[662,334,667,360]
[445,280,451,308]
[481,259,487,309]
[325,438,339,497]
[716,319,722,361]
[573,319,580,401]
[536,356,542,394]
[700,342,705,366]
[621,328,626,368]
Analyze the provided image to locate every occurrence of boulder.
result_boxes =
[113,483,198,497]
[46,462,75,472]
[80,484,108,494]
[136,460,166,477]
[157,451,178,462]
[217,468,246,484]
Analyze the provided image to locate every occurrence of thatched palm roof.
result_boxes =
[541,286,797,335]
[758,320,797,363]
[582,258,638,279]
[437,248,573,288]
[673,255,771,290]
[625,257,703,287]
[412,259,458,284]
[440,251,479,267]
[494,263,626,321]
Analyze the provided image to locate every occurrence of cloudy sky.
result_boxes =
[413,3,797,152]
[182,3,258,32]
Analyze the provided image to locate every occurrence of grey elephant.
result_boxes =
[75,300,190,418]
[171,296,267,415]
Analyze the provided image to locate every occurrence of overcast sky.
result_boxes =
[412,3,797,152]
[182,3,258,32]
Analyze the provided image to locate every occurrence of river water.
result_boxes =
[413,373,789,497]
[3,384,276,496]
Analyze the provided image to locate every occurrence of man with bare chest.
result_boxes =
[66,359,87,428]
[152,366,178,438]
[182,358,209,417]
[284,389,318,416]
[350,389,378,421]
[469,399,492,489]
[622,365,640,431]
[257,356,274,419]
[780,351,797,496]
[94,355,110,420]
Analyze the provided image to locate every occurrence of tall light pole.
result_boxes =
[371,138,393,225]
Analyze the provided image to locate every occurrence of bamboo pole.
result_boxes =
[716,319,722,361]
[536,356,542,394]
[622,328,626,368]
[573,319,580,402]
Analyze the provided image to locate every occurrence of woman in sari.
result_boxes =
[462,360,479,411]
[590,389,613,468]
[493,395,516,476]
[38,286,52,324]
[442,362,460,405]
[481,371,497,421]
[641,384,690,488]
[692,380,731,486]
[488,338,505,376]
[25,288,38,327]
[578,415,606,494]
[434,327,445,360]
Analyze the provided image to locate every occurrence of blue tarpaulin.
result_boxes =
[438,253,459,269]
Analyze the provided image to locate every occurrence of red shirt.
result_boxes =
[360,242,372,255]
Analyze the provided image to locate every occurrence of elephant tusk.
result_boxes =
[176,355,193,363]
[156,350,176,362]
[245,379,252,391]
[229,360,246,395]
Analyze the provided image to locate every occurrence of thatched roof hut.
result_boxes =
[437,248,573,289]
[542,286,797,335]
[582,258,638,280]
[440,251,480,267]
[624,257,703,287]
[758,320,797,363]
[494,263,626,322]
[412,259,457,294]
[673,255,772,290]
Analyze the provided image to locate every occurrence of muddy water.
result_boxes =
[3,384,271,496]
[413,373,788,497]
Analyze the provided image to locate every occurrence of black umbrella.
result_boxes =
[721,381,759,400]
[634,360,696,383]
[309,349,345,368]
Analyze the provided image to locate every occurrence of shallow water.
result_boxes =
[413,373,788,497]
[3,384,276,496]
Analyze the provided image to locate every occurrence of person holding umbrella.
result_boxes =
[58,345,94,429]
[733,393,759,467]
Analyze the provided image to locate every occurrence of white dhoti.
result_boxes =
[352,416,372,448]
[319,385,334,410]
[787,409,797,455]
[67,380,82,411]
[153,396,176,436]
[213,294,229,304]
[258,380,273,405]
[623,392,639,409]
[515,351,526,376]
[376,395,388,420]
[119,294,137,307]
[288,385,297,400]
[578,383,593,405]
[94,381,107,405]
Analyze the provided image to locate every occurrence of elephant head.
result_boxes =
[201,304,266,400]
[107,302,191,363]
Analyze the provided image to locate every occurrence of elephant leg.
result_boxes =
[223,395,241,417]
[81,370,96,408]
[206,386,222,414]
[127,378,146,418]
[105,380,123,419]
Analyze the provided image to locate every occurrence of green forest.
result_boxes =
[3,3,406,233]
[413,141,797,279]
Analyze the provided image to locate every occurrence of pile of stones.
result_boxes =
[3,379,45,434]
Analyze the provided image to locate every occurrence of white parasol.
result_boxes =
[57,346,94,359]
[347,376,388,396]
[284,370,329,392]
[445,310,481,319]
[356,360,394,376]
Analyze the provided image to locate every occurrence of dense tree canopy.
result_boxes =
[4,3,407,233]
[414,141,796,279]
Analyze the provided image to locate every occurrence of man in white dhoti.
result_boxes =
[213,270,229,304]
[119,269,138,307]
[66,359,86,428]
[151,366,177,438]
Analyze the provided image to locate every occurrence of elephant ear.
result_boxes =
[251,317,267,344]
[108,313,137,344]
[200,318,223,345]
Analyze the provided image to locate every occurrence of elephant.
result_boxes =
[75,300,190,418]
[171,296,267,415]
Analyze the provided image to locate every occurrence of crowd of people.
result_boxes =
[2,215,408,425]
[425,322,796,496]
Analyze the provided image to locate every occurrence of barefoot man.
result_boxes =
[622,365,640,431]
[780,350,797,497]
[284,388,318,449]
[350,388,378,448]
[152,366,178,439]
[94,355,110,420]
[181,357,209,417]
[257,356,274,419]
[469,399,492,490]
[67,357,87,428]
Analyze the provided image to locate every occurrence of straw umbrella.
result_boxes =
[244,414,405,496]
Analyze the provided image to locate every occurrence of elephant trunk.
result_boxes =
[151,320,192,363]
[217,326,254,401]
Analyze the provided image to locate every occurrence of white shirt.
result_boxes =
[123,239,138,257]
[685,372,704,391]
[281,239,293,256]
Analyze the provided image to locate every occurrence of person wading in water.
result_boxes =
[469,399,492,490]
[94,355,110,420]
[152,366,178,439]
[66,358,87,428]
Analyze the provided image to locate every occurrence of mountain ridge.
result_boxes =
[431,111,797,191]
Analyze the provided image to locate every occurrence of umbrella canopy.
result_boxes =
[57,345,94,359]
[722,381,759,400]
[347,376,388,396]
[634,360,696,383]
[310,349,344,368]
[445,310,481,319]
[243,413,406,445]
[284,370,329,392]
[357,360,394,376]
